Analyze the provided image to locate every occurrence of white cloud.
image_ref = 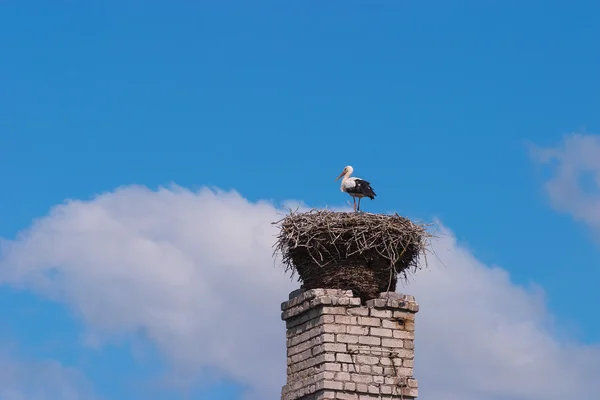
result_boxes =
[530,133,600,230]
[1,184,599,399]
[0,352,96,400]
[409,228,600,399]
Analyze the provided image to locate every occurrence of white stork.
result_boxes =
[335,165,377,212]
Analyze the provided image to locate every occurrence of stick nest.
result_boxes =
[273,209,432,302]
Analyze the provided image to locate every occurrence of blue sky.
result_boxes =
[1,1,600,399]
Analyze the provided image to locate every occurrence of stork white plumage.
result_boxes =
[335,165,377,212]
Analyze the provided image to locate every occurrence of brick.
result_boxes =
[379,357,391,366]
[335,372,351,381]
[356,383,368,393]
[358,336,380,346]
[335,315,357,325]
[337,297,350,305]
[350,374,373,384]
[380,385,393,395]
[392,330,415,340]
[381,319,400,329]
[314,353,337,365]
[285,312,310,329]
[318,315,337,325]
[365,298,386,308]
[388,348,413,358]
[281,303,307,320]
[408,378,418,388]
[349,297,362,306]
[314,371,335,381]
[390,300,406,309]
[324,333,337,343]
[337,334,359,344]
[336,393,358,400]
[358,395,380,400]
[346,363,358,373]
[373,375,384,384]
[384,376,398,385]
[347,326,368,335]
[323,324,347,334]
[288,340,312,356]
[344,382,356,391]
[370,309,392,318]
[336,353,353,363]
[403,358,414,367]
[357,317,380,327]
[394,367,414,377]
[371,366,383,375]
[322,306,348,315]
[304,289,325,299]
[288,365,319,381]
[288,304,321,325]
[323,343,348,353]
[393,311,416,321]
[348,307,369,316]
[324,363,342,372]
[323,381,344,391]
[380,357,407,367]
[316,390,338,399]
[290,348,313,364]
[316,296,333,305]
[310,335,332,352]
[289,360,306,374]
[404,339,415,349]
[284,315,310,331]
[308,289,327,297]
[289,325,321,346]
[404,321,415,331]
[355,355,379,365]
[312,345,324,356]
[402,387,418,397]
[367,385,379,394]
[359,365,371,374]
[370,327,393,337]
[381,338,404,348]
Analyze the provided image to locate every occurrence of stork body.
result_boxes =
[335,165,376,211]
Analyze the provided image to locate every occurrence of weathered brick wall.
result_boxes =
[281,288,419,400]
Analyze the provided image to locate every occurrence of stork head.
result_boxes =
[335,165,353,180]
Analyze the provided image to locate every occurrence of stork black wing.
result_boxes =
[349,179,376,200]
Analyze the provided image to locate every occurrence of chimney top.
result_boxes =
[281,288,419,400]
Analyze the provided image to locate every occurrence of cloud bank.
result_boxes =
[531,133,600,230]
[1,185,599,399]
[0,352,95,400]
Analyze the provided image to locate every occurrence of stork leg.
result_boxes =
[357,197,362,212]
[353,197,357,211]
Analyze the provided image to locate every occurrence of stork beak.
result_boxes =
[335,171,345,181]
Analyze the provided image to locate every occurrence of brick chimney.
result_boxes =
[281,288,419,400]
